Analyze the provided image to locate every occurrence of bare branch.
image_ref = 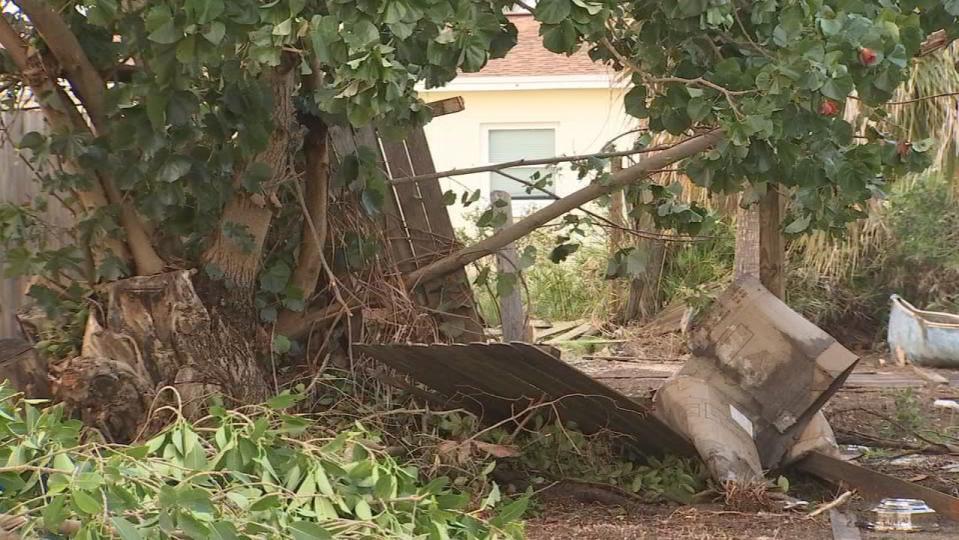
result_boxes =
[390,144,676,186]
[884,91,959,106]
[491,169,706,243]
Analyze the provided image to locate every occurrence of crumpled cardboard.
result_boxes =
[655,276,857,483]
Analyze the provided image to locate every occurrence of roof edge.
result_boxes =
[418,74,626,92]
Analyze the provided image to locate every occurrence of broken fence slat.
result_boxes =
[544,321,596,344]
[798,451,959,522]
[535,319,587,341]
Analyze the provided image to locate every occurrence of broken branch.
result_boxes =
[389,144,678,185]
[404,130,725,288]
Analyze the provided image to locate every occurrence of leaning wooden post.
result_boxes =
[607,157,628,316]
[734,188,784,299]
[491,191,533,342]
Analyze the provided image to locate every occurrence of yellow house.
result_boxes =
[420,13,635,230]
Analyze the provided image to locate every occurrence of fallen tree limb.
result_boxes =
[404,130,725,288]
[389,143,680,185]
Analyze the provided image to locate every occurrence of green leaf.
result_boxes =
[784,214,811,234]
[819,18,842,37]
[354,499,373,520]
[260,262,291,293]
[272,335,291,354]
[541,21,578,54]
[148,21,181,44]
[821,76,853,101]
[187,0,225,24]
[676,0,708,17]
[203,22,226,45]
[72,490,102,515]
[146,93,168,130]
[548,243,579,263]
[176,35,197,63]
[273,19,293,36]
[157,157,192,183]
[290,521,332,540]
[250,494,281,512]
[623,86,648,119]
[535,0,571,24]
[17,131,45,150]
[491,496,529,528]
[111,517,143,540]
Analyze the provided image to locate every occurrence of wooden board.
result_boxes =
[329,124,483,342]
[798,451,959,522]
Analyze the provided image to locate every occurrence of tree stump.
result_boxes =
[54,270,270,442]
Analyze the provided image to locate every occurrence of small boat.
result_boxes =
[888,295,959,368]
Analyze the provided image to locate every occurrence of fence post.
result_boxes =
[491,191,533,342]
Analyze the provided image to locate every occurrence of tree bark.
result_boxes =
[201,62,296,329]
[405,131,725,287]
[622,209,666,322]
[277,112,330,335]
[57,271,269,442]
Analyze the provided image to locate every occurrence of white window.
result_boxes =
[488,128,556,200]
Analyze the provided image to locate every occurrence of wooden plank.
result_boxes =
[535,319,586,341]
[381,136,435,278]
[491,191,531,342]
[545,321,595,344]
[0,111,71,339]
[426,96,464,117]
[798,451,959,522]
[368,345,511,419]
[759,189,785,298]
[352,127,417,274]
[829,510,862,540]
[402,128,484,341]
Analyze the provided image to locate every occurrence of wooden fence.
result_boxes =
[0,111,483,340]
[0,111,72,338]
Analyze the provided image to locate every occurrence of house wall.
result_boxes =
[421,86,637,232]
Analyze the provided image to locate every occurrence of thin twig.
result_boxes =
[808,490,854,518]
[389,144,677,185]
[884,91,959,106]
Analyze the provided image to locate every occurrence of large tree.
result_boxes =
[0,0,952,438]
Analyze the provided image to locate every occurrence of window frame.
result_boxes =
[482,122,559,201]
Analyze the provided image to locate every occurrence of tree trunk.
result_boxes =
[621,212,665,322]
[56,271,269,442]
[200,63,296,332]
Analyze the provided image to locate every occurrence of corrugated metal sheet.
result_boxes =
[355,341,695,457]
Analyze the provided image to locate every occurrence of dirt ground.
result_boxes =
[523,341,959,540]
